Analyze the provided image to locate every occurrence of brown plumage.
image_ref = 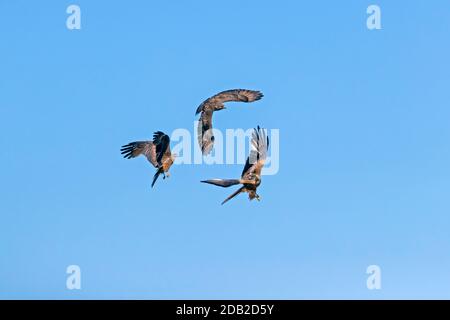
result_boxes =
[201,126,269,205]
[120,131,175,188]
[196,89,263,155]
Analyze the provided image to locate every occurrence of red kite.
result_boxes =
[201,126,269,205]
[196,89,263,155]
[121,131,175,188]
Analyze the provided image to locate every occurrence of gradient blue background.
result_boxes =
[1,1,449,299]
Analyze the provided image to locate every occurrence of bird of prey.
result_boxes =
[201,126,269,205]
[120,131,175,188]
[196,89,263,155]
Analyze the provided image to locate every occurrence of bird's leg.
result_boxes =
[166,172,170,178]
[163,172,166,179]
[256,194,261,201]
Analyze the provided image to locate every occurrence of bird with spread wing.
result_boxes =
[120,131,176,188]
[201,126,269,205]
[196,89,263,155]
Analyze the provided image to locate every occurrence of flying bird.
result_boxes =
[201,126,269,205]
[120,131,175,188]
[196,89,263,155]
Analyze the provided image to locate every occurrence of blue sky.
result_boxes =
[1,0,449,299]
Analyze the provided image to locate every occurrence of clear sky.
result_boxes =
[1,0,449,299]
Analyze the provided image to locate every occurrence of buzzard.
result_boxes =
[120,131,175,188]
[196,89,263,155]
[201,126,269,205]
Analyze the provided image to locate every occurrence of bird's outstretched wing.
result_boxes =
[195,89,264,114]
[153,131,171,165]
[241,126,269,180]
[196,89,263,155]
[120,141,158,167]
[201,179,241,188]
[197,109,214,155]
[221,186,245,205]
[200,180,245,205]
